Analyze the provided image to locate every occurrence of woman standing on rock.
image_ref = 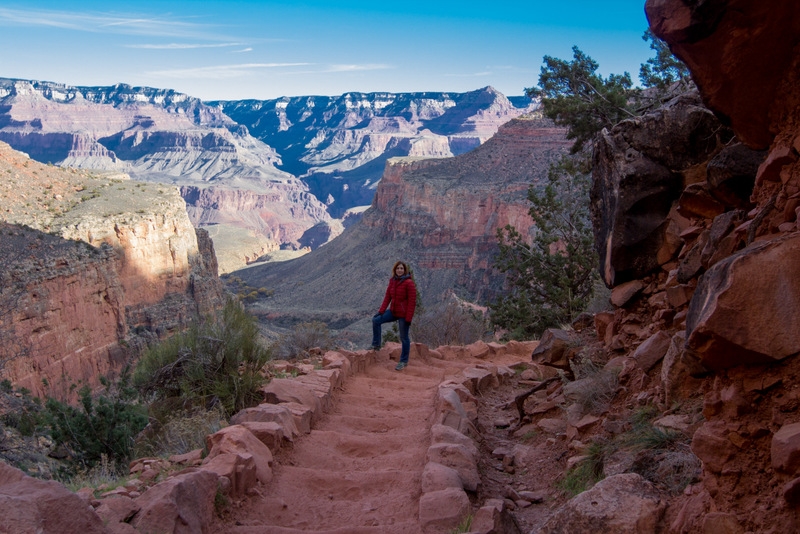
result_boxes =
[371,261,417,370]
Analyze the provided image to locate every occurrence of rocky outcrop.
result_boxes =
[214,86,537,217]
[0,142,224,399]
[645,0,800,150]
[591,91,734,286]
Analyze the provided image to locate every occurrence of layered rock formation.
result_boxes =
[234,116,569,337]
[213,86,536,217]
[0,78,331,272]
[1,80,535,272]
[0,142,224,399]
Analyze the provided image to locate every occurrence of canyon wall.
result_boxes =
[0,142,224,399]
[214,86,537,218]
[569,2,800,531]
[0,78,331,273]
[1,80,535,272]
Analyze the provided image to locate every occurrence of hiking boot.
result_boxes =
[370,345,380,351]
[395,362,407,371]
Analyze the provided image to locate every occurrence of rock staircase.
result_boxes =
[218,342,534,534]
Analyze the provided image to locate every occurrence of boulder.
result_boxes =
[0,462,108,534]
[539,473,665,533]
[772,422,800,474]
[322,350,352,378]
[201,452,257,500]
[691,421,737,474]
[230,403,300,438]
[238,421,291,453]
[261,378,322,422]
[132,469,218,534]
[421,462,464,493]
[686,233,800,370]
[461,367,498,394]
[591,91,729,286]
[418,487,470,531]
[435,387,474,435]
[610,280,646,308]
[631,331,671,371]
[531,329,579,370]
[205,425,274,484]
[426,443,480,492]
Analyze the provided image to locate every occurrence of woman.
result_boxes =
[371,261,417,370]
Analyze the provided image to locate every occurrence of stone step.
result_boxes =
[238,467,422,530]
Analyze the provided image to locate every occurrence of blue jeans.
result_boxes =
[372,310,410,363]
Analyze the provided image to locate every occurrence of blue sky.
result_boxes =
[0,1,654,101]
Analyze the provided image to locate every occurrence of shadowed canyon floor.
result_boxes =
[216,350,546,534]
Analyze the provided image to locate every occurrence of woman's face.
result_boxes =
[395,264,405,276]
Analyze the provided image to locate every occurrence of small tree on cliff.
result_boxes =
[639,29,692,92]
[526,46,639,154]
[490,155,598,339]
[527,40,692,153]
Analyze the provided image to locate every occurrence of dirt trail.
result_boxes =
[221,353,477,534]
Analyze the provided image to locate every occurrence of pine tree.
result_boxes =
[490,154,598,339]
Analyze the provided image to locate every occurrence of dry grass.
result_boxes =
[567,356,620,415]
[273,321,333,360]
[135,406,226,458]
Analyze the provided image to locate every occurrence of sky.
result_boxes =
[0,1,655,102]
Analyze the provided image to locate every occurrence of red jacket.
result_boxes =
[379,275,417,322]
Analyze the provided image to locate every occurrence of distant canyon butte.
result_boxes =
[0,79,541,274]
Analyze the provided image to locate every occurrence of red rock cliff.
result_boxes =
[0,142,224,399]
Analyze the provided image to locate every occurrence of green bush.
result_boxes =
[45,369,147,472]
[557,440,607,496]
[134,298,271,417]
[490,155,599,340]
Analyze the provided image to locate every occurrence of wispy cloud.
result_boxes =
[445,71,492,77]
[234,48,253,53]
[326,64,392,72]
[0,7,225,40]
[148,63,312,79]
[127,42,244,50]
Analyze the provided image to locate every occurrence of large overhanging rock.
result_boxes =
[646,0,800,149]
[686,233,800,370]
[591,92,729,286]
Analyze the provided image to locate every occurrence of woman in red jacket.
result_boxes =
[371,261,417,370]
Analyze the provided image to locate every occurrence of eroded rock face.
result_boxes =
[646,0,800,149]
[591,92,733,286]
[0,78,331,272]
[686,233,800,370]
[236,117,570,329]
[215,86,537,217]
[0,143,224,398]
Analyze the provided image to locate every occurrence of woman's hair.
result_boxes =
[392,261,409,276]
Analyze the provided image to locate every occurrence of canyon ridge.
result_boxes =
[0,81,534,272]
